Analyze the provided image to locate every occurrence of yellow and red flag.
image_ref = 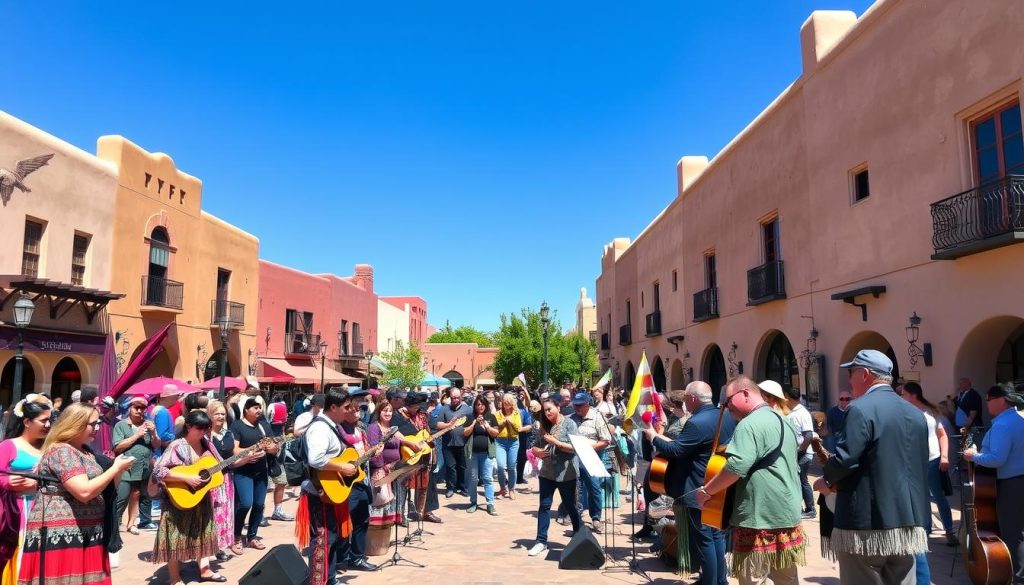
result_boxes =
[623,352,661,431]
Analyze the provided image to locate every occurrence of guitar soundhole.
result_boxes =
[198,470,210,482]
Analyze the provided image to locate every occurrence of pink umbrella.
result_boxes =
[124,376,200,396]
[196,376,247,391]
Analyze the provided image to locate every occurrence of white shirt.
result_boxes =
[923,411,940,461]
[294,411,315,433]
[301,413,344,494]
[787,403,814,460]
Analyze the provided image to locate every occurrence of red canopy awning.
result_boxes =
[108,323,174,400]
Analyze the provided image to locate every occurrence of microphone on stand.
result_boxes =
[0,468,59,484]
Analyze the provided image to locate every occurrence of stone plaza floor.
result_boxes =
[111,469,970,584]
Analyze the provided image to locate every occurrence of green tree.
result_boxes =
[492,307,589,389]
[427,324,495,346]
[378,340,423,389]
[565,332,599,386]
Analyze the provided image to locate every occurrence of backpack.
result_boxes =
[283,418,338,487]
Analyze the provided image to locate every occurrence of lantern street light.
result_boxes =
[217,313,231,400]
[540,301,550,392]
[11,293,36,405]
[319,336,329,390]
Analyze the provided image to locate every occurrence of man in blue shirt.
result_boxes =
[964,383,1024,584]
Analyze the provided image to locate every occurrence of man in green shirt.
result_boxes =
[696,376,805,585]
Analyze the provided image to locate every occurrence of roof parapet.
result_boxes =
[800,10,858,76]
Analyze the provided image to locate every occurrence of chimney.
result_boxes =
[353,264,374,292]
[676,156,710,197]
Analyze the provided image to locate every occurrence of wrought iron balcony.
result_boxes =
[141,276,183,310]
[645,310,661,337]
[747,260,786,306]
[211,300,245,327]
[930,175,1024,259]
[600,333,610,351]
[693,287,719,322]
[619,324,632,346]
[285,332,321,355]
[350,341,364,357]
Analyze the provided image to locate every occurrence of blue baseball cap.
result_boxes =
[572,391,591,406]
[839,349,893,375]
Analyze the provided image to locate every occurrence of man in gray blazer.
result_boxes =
[814,349,929,585]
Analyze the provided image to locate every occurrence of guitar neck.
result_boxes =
[211,435,288,474]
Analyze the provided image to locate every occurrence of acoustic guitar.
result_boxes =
[400,417,466,465]
[165,434,293,510]
[961,429,1013,585]
[649,455,670,496]
[701,405,734,529]
[318,426,399,504]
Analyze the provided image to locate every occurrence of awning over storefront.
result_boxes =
[259,358,362,386]
[0,275,124,325]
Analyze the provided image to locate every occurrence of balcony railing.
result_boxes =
[211,300,245,327]
[350,341,364,357]
[141,276,184,310]
[619,324,632,346]
[930,175,1024,259]
[645,310,661,337]
[285,332,321,355]
[600,333,610,351]
[693,287,719,322]
[747,260,786,306]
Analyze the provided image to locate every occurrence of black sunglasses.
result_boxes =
[839,397,851,402]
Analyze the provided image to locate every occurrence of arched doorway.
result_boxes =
[996,323,1024,382]
[203,349,235,382]
[840,331,901,389]
[702,344,727,405]
[51,357,82,403]
[651,356,667,393]
[146,227,171,306]
[442,370,464,389]
[670,359,685,391]
[757,330,798,398]
[0,357,36,407]
[955,316,1024,394]
[624,361,636,392]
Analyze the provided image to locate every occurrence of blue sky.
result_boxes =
[2,1,872,333]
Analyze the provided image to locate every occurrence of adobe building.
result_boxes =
[99,138,259,385]
[575,287,598,344]
[597,0,1024,410]
[0,112,122,403]
[422,342,498,389]
[380,296,428,349]
[255,260,376,399]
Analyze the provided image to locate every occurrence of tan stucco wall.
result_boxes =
[378,299,410,351]
[100,136,259,383]
[597,0,1024,408]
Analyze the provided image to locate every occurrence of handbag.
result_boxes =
[940,466,953,496]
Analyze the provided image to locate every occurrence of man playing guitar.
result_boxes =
[644,382,734,585]
[298,388,378,585]
[395,392,443,523]
[963,383,1024,584]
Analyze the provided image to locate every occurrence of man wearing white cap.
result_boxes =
[816,349,929,585]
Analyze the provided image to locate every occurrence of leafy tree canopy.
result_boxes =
[379,340,423,389]
[492,308,598,389]
[427,323,495,347]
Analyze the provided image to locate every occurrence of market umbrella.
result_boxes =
[196,376,247,391]
[387,372,451,389]
[124,376,200,396]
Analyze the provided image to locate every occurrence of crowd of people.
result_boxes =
[0,356,1020,585]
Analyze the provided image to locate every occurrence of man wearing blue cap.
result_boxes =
[569,389,612,533]
[815,349,929,585]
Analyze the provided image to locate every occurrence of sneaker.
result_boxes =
[259,518,271,527]
[466,504,477,514]
[487,504,497,516]
[137,522,159,531]
[591,519,602,533]
[271,511,295,521]
[801,510,817,520]
[528,542,548,557]
[108,552,119,568]
[445,489,455,499]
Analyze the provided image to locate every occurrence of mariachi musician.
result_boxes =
[963,383,1024,584]
[643,382,734,585]
[395,392,444,523]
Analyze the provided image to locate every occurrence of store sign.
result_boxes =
[0,327,106,355]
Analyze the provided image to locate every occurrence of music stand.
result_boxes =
[0,469,60,585]
[600,454,651,581]
[375,464,425,569]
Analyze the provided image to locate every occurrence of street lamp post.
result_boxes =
[540,301,550,392]
[217,313,231,400]
[319,336,329,390]
[365,350,375,389]
[11,293,36,405]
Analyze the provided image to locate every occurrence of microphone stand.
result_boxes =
[0,469,60,585]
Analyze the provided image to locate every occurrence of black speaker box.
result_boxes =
[239,543,310,585]
[558,524,605,570]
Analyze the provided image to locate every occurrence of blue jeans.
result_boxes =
[233,472,268,541]
[577,465,604,522]
[798,456,815,513]
[537,476,581,543]
[927,458,954,534]
[915,552,930,585]
[686,506,728,585]
[466,451,495,506]
[495,438,519,491]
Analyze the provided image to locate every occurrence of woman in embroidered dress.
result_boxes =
[17,402,133,585]
[0,395,51,585]
[151,410,223,585]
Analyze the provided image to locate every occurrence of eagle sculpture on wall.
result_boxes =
[0,153,54,207]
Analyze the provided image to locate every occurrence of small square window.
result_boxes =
[851,165,870,203]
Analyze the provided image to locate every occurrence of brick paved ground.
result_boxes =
[111,468,969,584]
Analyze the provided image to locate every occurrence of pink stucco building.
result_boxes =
[597,0,1024,411]
[422,343,498,389]
[380,296,428,349]
[255,260,378,395]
